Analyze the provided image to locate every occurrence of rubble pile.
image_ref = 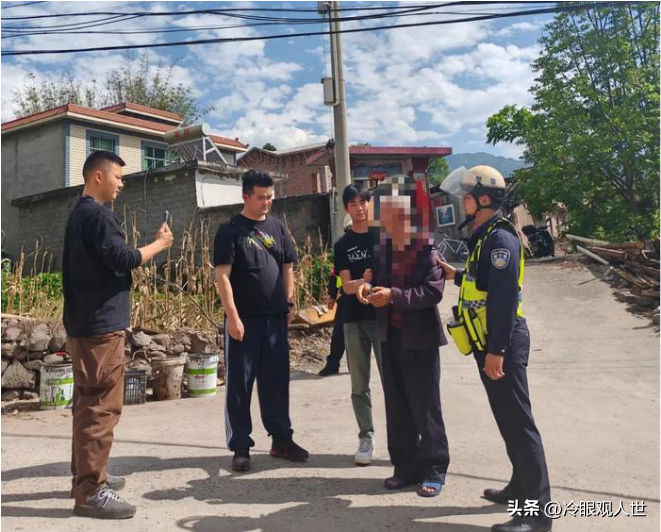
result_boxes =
[567,235,660,330]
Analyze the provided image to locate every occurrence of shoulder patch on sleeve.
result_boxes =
[491,248,511,269]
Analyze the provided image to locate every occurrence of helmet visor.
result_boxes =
[439,166,474,197]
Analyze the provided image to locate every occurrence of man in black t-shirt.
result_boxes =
[333,185,384,466]
[213,170,309,472]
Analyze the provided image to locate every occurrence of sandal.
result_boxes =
[417,480,443,498]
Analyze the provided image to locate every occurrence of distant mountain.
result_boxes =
[445,152,528,178]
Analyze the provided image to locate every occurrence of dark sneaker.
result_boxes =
[318,364,339,377]
[70,473,126,498]
[231,449,251,472]
[73,485,136,519]
[270,440,309,462]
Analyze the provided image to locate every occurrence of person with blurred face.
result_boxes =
[64,150,173,519]
[213,170,308,473]
[358,176,450,499]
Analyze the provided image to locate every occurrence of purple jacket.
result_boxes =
[373,247,448,350]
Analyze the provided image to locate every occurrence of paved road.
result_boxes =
[2,261,659,531]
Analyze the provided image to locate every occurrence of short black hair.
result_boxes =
[82,150,126,181]
[242,169,274,195]
[342,184,371,208]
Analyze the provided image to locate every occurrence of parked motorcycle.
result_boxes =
[522,219,555,258]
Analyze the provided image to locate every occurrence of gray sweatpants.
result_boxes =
[344,320,384,440]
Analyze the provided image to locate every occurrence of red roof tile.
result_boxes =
[2,104,247,150]
[101,102,182,122]
[209,134,247,150]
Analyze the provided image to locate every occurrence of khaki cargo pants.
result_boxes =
[68,331,125,504]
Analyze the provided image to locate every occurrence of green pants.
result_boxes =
[344,320,384,440]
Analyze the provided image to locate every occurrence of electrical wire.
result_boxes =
[0,2,551,20]
[0,2,447,31]
[1,1,46,9]
[1,3,619,57]
[1,2,560,38]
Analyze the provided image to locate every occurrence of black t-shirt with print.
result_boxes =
[213,214,297,317]
[334,230,376,323]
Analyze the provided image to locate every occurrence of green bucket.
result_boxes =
[186,354,219,398]
[39,363,74,410]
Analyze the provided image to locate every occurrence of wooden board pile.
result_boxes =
[567,235,660,311]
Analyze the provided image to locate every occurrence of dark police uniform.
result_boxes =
[456,212,551,527]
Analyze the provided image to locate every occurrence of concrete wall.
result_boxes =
[1,121,66,259]
[13,162,331,270]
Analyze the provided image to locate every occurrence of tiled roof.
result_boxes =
[209,134,247,150]
[1,104,247,150]
[101,102,183,122]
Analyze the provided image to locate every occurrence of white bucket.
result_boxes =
[186,353,219,398]
[39,363,74,410]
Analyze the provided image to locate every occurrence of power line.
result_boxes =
[0,2,448,30]
[1,3,541,38]
[1,1,46,9]
[1,3,560,38]
[2,3,444,34]
[1,3,616,57]
[0,1,556,21]
[2,14,141,31]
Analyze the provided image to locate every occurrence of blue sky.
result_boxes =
[1,1,554,158]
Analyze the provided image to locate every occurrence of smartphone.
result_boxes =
[163,210,171,225]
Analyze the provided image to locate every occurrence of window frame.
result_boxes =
[141,140,171,171]
[86,129,119,156]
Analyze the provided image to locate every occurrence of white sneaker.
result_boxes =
[354,438,375,466]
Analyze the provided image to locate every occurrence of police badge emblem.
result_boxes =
[491,248,511,269]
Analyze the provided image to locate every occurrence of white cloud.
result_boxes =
[494,21,545,38]
[0,63,42,121]
[220,83,328,149]
[0,2,545,157]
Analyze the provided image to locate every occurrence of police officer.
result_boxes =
[439,166,551,532]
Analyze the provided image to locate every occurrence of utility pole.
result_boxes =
[320,1,351,243]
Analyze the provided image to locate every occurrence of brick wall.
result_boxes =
[238,150,329,197]
[14,162,331,270]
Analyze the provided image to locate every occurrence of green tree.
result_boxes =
[262,143,277,151]
[486,4,659,240]
[11,53,210,124]
[427,157,450,186]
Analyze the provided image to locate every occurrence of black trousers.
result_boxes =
[224,313,293,451]
[474,318,551,524]
[381,326,450,483]
[325,297,346,368]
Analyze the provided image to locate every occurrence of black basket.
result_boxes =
[124,369,147,406]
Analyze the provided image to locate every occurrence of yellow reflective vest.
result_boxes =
[457,218,524,353]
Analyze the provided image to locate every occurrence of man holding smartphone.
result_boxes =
[64,150,173,519]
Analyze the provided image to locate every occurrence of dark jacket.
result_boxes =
[63,196,142,337]
[373,246,447,350]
